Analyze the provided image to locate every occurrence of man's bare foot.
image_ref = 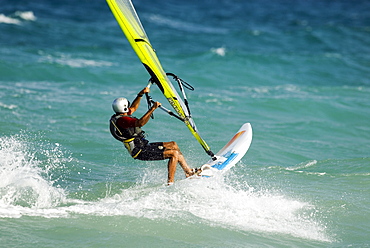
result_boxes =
[185,167,202,177]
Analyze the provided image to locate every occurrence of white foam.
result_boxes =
[0,101,17,110]
[0,135,67,217]
[15,11,37,21]
[0,14,21,25]
[0,11,36,25]
[59,177,330,242]
[149,14,227,34]
[39,53,114,68]
[211,47,227,56]
[286,160,318,171]
[0,135,330,241]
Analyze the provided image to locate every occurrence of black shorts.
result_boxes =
[134,142,165,161]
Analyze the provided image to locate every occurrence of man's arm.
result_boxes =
[135,101,160,127]
[129,87,149,114]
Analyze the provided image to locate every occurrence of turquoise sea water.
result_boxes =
[1,0,369,247]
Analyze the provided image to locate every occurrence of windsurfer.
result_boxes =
[110,87,199,185]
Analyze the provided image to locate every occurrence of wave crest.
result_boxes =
[0,134,67,217]
[0,11,37,25]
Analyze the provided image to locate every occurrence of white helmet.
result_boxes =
[112,97,130,113]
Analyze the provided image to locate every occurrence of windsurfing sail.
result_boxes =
[106,0,215,158]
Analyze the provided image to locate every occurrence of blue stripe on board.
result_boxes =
[212,152,239,170]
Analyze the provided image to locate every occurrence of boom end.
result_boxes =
[207,150,217,161]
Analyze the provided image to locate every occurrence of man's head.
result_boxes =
[112,97,130,113]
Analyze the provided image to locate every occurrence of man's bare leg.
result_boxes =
[166,155,177,184]
[163,142,194,177]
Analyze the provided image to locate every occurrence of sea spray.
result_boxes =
[58,173,331,242]
[0,134,67,217]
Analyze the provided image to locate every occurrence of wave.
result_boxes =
[58,177,330,242]
[38,52,115,68]
[0,14,21,25]
[286,160,318,171]
[285,158,370,177]
[0,11,36,25]
[148,14,228,34]
[0,133,68,217]
[0,132,331,242]
[211,47,227,57]
[0,138,331,242]
[0,101,17,110]
[15,11,37,21]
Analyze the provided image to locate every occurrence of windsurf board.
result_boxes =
[192,122,252,178]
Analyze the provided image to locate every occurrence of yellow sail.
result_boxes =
[106,0,214,157]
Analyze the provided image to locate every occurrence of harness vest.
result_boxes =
[109,114,148,158]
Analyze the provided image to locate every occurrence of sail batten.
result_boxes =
[107,0,213,157]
